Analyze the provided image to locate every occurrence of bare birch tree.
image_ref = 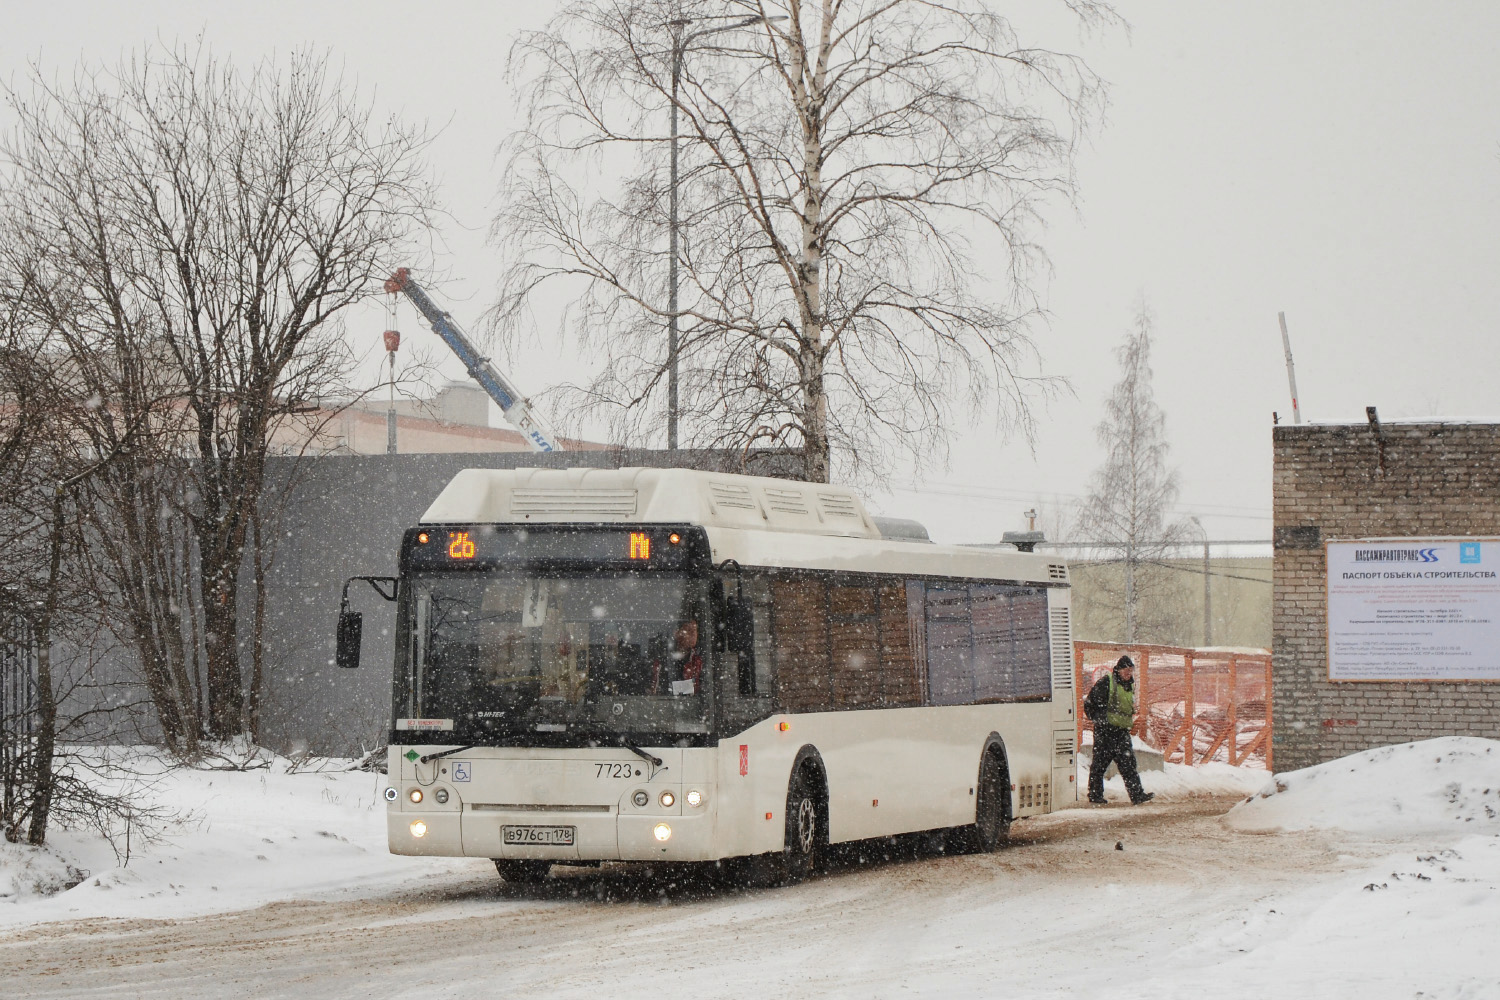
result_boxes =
[1078,304,1188,643]
[496,0,1113,482]
[0,46,438,737]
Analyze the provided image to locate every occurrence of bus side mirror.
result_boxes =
[337,611,364,669]
[726,598,754,653]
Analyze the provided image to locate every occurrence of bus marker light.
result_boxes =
[669,533,681,545]
[417,532,430,544]
[384,786,398,802]
[434,788,449,804]
[410,820,427,838]
[653,823,672,842]
[685,790,702,807]
[409,788,423,804]
[778,721,790,732]
[632,790,649,808]
[765,812,773,821]
[659,790,675,808]
[872,799,878,807]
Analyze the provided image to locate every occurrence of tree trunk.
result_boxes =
[26,488,65,846]
[201,557,244,737]
[247,508,268,743]
[793,0,834,484]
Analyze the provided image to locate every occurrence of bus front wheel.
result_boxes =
[781,766,821,883]
[494,859,552,883]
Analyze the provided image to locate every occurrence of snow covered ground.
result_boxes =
[0,746,472,924]
[2,738,1497,999]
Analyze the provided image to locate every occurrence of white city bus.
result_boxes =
[338,468,1078,884]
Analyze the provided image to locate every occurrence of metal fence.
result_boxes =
[1075,640,1273,770]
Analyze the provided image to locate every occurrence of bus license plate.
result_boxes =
[503,825,576,846]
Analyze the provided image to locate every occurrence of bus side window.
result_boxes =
[720,573,776,700]
[879,579,923,707]
[771,575,831,712]
[743,575,775,696]
[829,583,880,708]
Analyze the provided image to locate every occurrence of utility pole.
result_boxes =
[1190,516,1211,646]
[1202,533,1212,646]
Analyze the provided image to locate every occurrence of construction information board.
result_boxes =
[1327,538,1500,681]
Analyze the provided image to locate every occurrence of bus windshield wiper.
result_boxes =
[619,738,664,770]
[419,745,479,764]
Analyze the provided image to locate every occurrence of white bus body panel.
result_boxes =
[387,701,1062,862]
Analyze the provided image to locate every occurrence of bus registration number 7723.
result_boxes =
[503,825,576,846]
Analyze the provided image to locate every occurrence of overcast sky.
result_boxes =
[7,1,1499,544]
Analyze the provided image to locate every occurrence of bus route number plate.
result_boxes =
[503,825,575,846]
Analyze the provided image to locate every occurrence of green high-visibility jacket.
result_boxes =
[1105,673,1135,731]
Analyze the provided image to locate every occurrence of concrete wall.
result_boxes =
[1272,421,1500,770]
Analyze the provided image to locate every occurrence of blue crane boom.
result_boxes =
[384,268,559,452]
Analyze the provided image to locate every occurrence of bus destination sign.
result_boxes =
[402,525,705,572]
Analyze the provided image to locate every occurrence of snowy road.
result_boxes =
[2,796,1419,1000]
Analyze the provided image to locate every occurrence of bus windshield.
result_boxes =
[396,572,709,738]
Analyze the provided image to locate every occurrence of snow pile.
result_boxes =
[0,841,88,902]
[0,746,470,926]
[1225,736,1500,836]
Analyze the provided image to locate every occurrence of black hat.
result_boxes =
[1115,655,1135,671]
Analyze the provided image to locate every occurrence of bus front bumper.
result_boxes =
[387,807,717,862]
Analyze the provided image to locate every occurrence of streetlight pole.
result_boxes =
[664,11,784,451]
[668,28,681,450]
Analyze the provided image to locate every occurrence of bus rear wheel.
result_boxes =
[952,748,1009,854]
[494,859,552,883]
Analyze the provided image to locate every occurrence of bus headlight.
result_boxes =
[632,790,649,808]
[384,786,397,802]
[653,823,672,842]
[434,788,449,804]
[408,788,423,804]
[685,789,702,808]
[659,790,675,808]
[410,820,428,838]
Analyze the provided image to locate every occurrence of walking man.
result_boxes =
[1084,655,1154,805]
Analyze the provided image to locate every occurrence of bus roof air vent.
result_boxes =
[763,487,811,516]
[817,491,861,520]
[708,481,758,511]
[510,488,638,518]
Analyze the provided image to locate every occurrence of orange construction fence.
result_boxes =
[1075,641,1273,771]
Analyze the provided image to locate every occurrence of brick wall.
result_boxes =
[1272,421,1500,769]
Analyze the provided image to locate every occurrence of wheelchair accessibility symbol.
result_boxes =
[452,761,471,782]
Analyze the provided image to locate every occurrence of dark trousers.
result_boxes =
[1088,725,1146,802]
